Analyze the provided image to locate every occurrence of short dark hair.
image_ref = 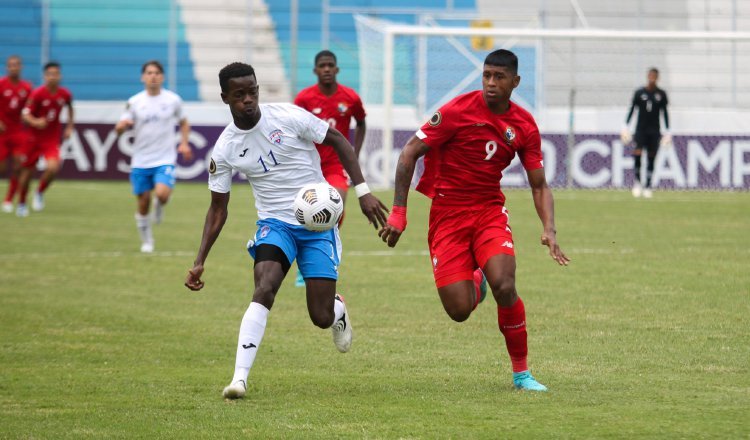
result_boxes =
[649,67,659,75]
[142,60,164,74]
[484,49,518,75]
[219,62,256,92]
[314,50,337,66]
[43,61,60,71]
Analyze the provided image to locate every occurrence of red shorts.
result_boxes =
[428,200,515,288]
[24,138,60,167]
[322,160,349,190]
[0,128,31,162]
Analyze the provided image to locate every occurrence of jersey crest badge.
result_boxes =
[337,102,348,113]
[312,108,322,114]
[428,111,442,126]
[208,158,217,174]
[269,129,283,144]
[3,90,10,97]
[504,126,516,145]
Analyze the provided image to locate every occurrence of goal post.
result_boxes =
[355,15,750,190]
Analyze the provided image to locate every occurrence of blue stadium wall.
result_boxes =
[0,0,199,101]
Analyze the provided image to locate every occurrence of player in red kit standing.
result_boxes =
[0,55,33,213]
[17,61,74,217]
[294,50,367,286]
[379,49,569,391]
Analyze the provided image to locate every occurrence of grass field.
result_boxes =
[1,181,748,439]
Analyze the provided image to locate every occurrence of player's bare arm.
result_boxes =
[178,118,193,161]
[185,190,230,291]
[379,135,430,248]
[114,119,133,135]
[21,107,46,129]
[527,168,570,266]
[323,126,388,229]
[63,102,74,139]
[353,118,366,158]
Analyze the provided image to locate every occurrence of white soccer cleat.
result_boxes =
[140,242,154,253]
[16,203,29,217]
[222,379,246,399]
[631,183,642,198]
[152,197,164,225]
[2,201,13,213]
[331,294,353,353]
[32,192,44,211]
[643,188,653,198]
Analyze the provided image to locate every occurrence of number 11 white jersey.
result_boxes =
[208,103,329,224]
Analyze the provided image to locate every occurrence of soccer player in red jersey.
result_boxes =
[379,49,570,391]
[17,61,74,217]
[293,50,367,285]
[0,55,33,214]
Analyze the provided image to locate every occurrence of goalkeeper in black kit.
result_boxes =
[621,67,670,198]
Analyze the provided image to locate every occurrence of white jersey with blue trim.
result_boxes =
[120,89,184,169]
[208,103,329,225]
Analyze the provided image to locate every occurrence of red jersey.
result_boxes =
[416,91,544,206]
[23,85,73,141]
[0,76,33,131]
[294,83,366,166]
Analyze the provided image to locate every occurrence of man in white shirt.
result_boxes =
[115,60,192,253]
[184,62,388,400]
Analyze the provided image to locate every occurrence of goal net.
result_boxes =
[355,15,750,190]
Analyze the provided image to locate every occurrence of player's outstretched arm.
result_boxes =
[323,127,388,229]
[527,168,570,266]
[379,135,429,248]
[177,118,193,161]
[185,191,230,291]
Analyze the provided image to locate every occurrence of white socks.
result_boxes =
[333,295,345,324]
[232,302,270,384]
[134,213,153,245]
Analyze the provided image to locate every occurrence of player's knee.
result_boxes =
[309,308,334,328]
[447,308,471,323]
[251,284,277,309]
[443,302,472,322]
[490,278,516,303]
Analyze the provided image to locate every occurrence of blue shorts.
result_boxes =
[130,165,176,195]
[247,218,342,280]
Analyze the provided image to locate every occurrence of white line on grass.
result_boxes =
[0,247,632,260]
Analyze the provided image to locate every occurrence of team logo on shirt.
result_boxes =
[208,158,216,174]
[269,129,283,144]
[259,225,271,238]
[3,90,10,97]
[504,126,516,146]
[428,111,442,126]
[337,103,348,113]
[312,108,322,114]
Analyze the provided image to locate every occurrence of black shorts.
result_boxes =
[634,131,661,154]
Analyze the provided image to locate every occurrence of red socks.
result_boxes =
[37,178,49,194]
[4,176,18,202]
[497,297,528,373]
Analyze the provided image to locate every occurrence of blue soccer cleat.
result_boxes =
[295,269,305,287]
[513,371,548,392]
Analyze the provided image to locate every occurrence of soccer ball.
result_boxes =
[293,182,344,231]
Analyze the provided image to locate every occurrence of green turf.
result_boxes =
[1,181,748,439]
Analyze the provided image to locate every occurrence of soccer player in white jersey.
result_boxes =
[184,62,388,400]
[115,60,192,253]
